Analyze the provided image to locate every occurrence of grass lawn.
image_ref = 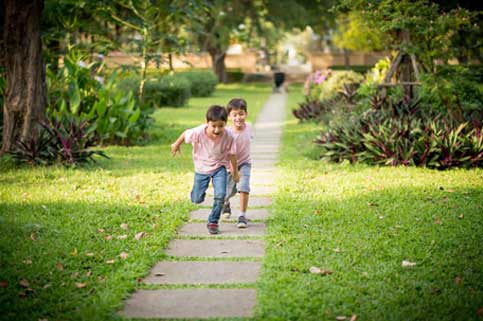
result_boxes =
[0,83,271,321]
[256,85,483,321]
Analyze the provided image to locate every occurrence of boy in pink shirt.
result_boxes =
[222,98,252,228]
[171,105,239,234]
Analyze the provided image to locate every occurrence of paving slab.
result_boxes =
[178,222,266,237]
[250,185,277,195]
[120,289,256,319]
[251,148,279,154]
[190,208,271,221]
[250,173,278,181]
[143,261,261,284]
[201,196,272,207]
[166,239,265,257]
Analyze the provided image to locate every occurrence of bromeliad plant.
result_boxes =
[315,95,483,169]
[11,116,108,166]
[292,97,340,122]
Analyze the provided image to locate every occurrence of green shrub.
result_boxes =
[226,68,244,82]
[47,50,154,145]
[177,70,218,97]
[144,75,191,107]
[305,70,364,102]
[292,97,342,122]
[329,65,372,74]
[116,75,140,96]
[420,65,483,121]
[315,95,483,169]
[321,70,364,100]
[87,73,153,145]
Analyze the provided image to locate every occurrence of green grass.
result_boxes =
[0,83,271,321]
[255,85,483,321]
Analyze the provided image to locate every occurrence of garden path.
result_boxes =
[119,90,287,319]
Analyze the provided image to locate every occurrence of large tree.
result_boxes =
[1,0,47,155]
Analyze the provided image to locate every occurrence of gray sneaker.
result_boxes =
[222,202,231,219]
[236,216,248,228]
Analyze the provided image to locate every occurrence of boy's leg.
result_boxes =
[236,163,251,228]
[223,172,237,219]
[239,192,249,213]
[191,172,210,204]
[208,166,227,225]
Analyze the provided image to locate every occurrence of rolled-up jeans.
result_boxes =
[191,166,227,223]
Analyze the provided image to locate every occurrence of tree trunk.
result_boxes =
[1,0,47,155]
[343,49,350,68]
[208,47,227,83]
[168,53,174,71]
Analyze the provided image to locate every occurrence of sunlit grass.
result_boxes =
[256,84,483,321]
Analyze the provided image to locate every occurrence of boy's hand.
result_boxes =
[171,143,181,156]
[232,171,240,183]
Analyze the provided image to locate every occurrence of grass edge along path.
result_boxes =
[255,84,483,321]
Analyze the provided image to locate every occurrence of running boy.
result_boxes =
[222,98,252,228]
[171,105,239,234]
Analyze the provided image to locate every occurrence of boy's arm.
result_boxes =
[171,130,186,156]
[229,154,240,183]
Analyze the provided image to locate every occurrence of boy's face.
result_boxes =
[205,120,226,138]
[228,109,247,130]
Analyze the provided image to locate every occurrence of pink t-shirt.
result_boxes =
[227,123,252,166]
[185,124,236,174]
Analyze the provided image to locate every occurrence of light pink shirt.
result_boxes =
[185,124,236,174]
[227,123,252,166]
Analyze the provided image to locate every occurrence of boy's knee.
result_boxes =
[191,191,206,204]
[214,194,226,205]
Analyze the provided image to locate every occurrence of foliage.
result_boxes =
[106,0,202,98]
[10,116,107,166]
[226,68,245,83]
[328,65,373,74]
[419,65,483,122]
[356,56,392,107]
[47,50,153,144]
[337,0,480,73]
[292,97,345,123]
[87,73,153,144]
[177,70,218,97]
[47,50,101,116]
[315,95,483,169]
[333,11,387,52]
[304,69,364,102]
[145,75,191,107]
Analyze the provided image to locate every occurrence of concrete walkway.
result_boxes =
[120,91,287,319]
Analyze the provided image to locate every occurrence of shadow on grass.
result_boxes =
[258,185,483,321]
[0,199,192,321]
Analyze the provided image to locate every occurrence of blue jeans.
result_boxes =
[191,166,227,224]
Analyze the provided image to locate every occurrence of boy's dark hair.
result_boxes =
[206,105,228,122]
[227,98,247,113]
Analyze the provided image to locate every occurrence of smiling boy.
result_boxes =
[222,98,252,228]
[171,105,239,234]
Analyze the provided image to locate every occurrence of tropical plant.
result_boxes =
[10,116,107,166]
[47,51,153,144]
[292,98,341,122]
[315,95,483,169]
